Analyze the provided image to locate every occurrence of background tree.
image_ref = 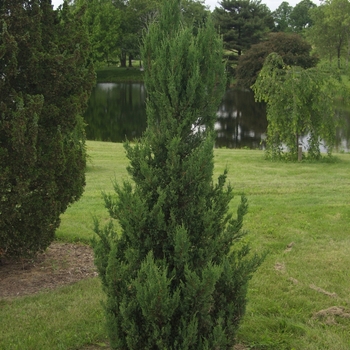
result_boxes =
[252,53,338,160]
[307,0,350,68]
[213,0,274,70]
[113,0,153,67]
[71,0,208,68]
[115,0,208,67]
[182,0,210,28]
[289,0,316,32]
[75,0,121,66]
[93,0,262,348]
[0,0,95,258]
[235,32,318,88]
[272,1,293,32]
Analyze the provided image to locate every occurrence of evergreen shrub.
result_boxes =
[93,0,263,348]
[0,0,95,258]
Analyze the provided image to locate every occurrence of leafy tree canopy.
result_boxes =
[307,0,350,68]
[272,1,293,32]
[182,0,210,28]
[235,32,318,89]
[290,0,316,32]
[252,53,339,160]
[73,0,122,65]
[78,0,209,67]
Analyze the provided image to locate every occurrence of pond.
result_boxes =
[84,83,350,151]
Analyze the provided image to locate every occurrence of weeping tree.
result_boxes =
[252,53,339,160]
[93,0,263,348]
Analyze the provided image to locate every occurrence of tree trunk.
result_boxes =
[120,52,126,67]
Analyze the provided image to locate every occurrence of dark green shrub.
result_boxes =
[93,0,263,348]
[236,32,318,89]
[0,0,95,258]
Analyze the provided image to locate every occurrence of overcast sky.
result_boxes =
[204,0,301,11]
[51,0,317,13]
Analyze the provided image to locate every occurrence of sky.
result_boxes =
[51,0,315,12]
[204,0,300,11]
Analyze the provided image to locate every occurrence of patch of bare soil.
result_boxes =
[284,242,294,253]
[309,284,337,298]
[314,306,350,319]
[313,306,350,325]
[0,242,97,298]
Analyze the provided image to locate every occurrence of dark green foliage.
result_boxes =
[115,0,208,67]
[110,0,161,67]
[235,32,318,89]
[307,0,350,69]
[93,0,263,348]
[290,0,316,33]
[272,1,293,32]
[213,0,274,67]
[181,0,210,29]
[76,0,122,65]
[0,0,95,258]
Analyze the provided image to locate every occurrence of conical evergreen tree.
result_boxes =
[93,0,263,348]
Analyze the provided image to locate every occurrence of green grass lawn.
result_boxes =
[96,66,143,83]
[1,141,350,349]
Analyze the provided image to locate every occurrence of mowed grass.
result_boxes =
[1,140,350,349]
[96,66,143,83]
[0,279,105,350]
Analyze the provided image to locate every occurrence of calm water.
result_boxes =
[84,83,350,151]
[84,83,147,143]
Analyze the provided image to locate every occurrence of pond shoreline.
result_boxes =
[92,68,350,152]
[96,66,144,84]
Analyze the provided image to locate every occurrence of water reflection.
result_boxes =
[215,89,267,149]
[84,83,147,142]
[336,108,350,151]
[84,83,349,151]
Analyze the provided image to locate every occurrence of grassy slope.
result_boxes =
[1,141,350,349]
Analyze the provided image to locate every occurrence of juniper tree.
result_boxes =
[0,0,95,258]
[93,0,263,348]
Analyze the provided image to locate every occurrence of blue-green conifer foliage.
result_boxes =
[93,0,263,348]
